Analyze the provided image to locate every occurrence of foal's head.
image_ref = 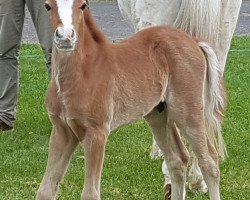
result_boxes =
[45,0,89,52]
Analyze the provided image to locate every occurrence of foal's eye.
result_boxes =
[44,3,52,11]
[80,3,87,11]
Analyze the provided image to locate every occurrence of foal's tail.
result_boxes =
[199,42,227,160]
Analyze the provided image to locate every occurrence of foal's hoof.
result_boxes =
[163,183,171,200]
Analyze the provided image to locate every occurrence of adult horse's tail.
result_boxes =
[199,42,227,160]
[174,0,221,44]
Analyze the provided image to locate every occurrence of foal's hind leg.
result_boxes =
[173,102,221,200]
[181,124,220,200]
[145,109,190,200]
[36,116,78,200]
[162,145,208,195]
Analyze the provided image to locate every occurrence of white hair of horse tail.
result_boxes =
[199,42,227,160]
[174,0,221,44]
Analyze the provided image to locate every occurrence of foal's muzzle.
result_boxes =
[54,27,77,52]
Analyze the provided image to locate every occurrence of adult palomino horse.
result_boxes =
[118,0,241,196]
[36,1,227,200]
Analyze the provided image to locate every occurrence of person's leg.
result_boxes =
[0,0,25,130]
[26,0,53,78]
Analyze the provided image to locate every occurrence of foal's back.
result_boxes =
[111,25,206,90]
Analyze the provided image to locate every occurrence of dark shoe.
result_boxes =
[0,120,13,132]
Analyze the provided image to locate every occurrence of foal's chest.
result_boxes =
[46,80,113,126]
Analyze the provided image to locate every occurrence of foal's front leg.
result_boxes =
[80,127,107,200]
[36,116,78,200]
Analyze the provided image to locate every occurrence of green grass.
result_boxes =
[0,37,249,199]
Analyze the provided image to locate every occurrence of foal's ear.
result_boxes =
[80,0,89,11]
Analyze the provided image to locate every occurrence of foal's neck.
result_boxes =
[52,9,109,94]
[72,9,109,59]
[81,9,108,46]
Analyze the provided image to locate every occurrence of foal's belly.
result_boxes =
[110,93,163,131]
[110,108,146,131]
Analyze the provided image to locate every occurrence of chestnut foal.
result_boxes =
[36,1,227,200]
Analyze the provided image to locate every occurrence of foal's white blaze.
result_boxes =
[55,0,74,30]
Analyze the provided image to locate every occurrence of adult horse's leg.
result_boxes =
[150,137,163,159]
[36,117,78,200]
[187,154,208,193]
[161,160,171,198]
[145,108,190,200]
[217,0,242,73]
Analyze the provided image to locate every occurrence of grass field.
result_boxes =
[0,37,249,200]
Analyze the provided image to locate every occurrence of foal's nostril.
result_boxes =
[71,30,75,38]
[55,29,63,38]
